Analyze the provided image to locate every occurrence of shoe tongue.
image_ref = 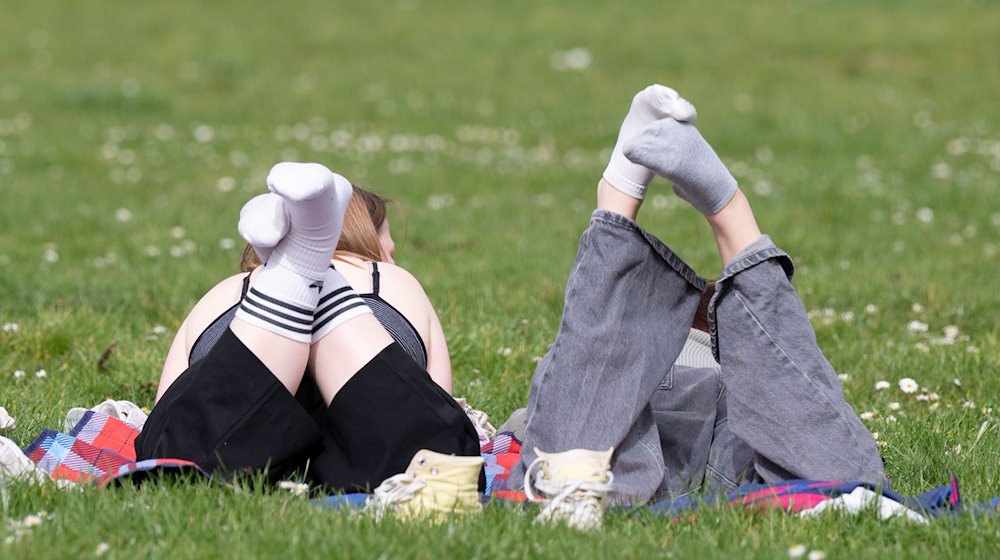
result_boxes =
[540,448,612,482]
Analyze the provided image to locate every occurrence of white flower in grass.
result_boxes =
[277,480,310,496]
[96,542,110,556]
[899,378,918,393]
[114,208,133,222]
[864,304,879,314]
[23,514,42,528]
[860,411,876,421]
[35,369,46,378]
[966,345,980,354]
[888,402,901,411]
[916,394,929,402]
[962,401,976,409]
[953,378,962,387]
[788,544,807,558]
[914,342,929,353]
[14,369,26,378]
[929,402,940,412]
[906,320,928,333]
[943,325,960,339]
[886,415,897,423]
[837,373,850,382]
[2,322,17,332]
[808,550,827,560]
[875,380,891,391]
[929,392,940,402]
[911,302,925,313]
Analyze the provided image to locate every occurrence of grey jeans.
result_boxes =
[507,210,886,504]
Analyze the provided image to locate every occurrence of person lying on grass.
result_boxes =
[156,184,455,401]
[499,85,886,531]
[135,164,484,509]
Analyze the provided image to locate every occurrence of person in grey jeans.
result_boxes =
[507,85,887,506]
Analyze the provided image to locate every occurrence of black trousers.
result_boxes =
[134,329,482,492]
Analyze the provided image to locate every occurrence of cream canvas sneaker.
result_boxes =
[524,447,615,531]
[366,449,483,521]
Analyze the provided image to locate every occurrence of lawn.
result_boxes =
[1,0,998,557]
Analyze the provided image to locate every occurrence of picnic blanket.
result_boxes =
[23,411,206,487]
[20,413,999,520]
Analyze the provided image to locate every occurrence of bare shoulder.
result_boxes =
[182,271,253,346]
[374,262,430,298]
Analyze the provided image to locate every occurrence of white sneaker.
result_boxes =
[0,406,15,433]
[0,436,48,484]
[64,399,148,432]
[454,397,496,443]
[524,447,615,531]
[366,449,483,522]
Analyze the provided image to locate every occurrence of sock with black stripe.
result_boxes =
[236,162,353,342]
[312,264,373,342]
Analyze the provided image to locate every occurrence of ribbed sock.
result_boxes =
[237,193,288,263]
[235,162,353,342]
[312,265,373,342]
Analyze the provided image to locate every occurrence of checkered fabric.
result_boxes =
[23,411,207,487]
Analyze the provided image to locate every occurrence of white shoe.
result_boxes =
[0,406,15,433]
[64,399,148,432]
[454,397,496,443]
[0,436,48,484]
[366,449,483,522]
[525,447,615,531]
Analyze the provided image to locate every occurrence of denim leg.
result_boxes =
[709,235,887,486]
[507,209,706,504]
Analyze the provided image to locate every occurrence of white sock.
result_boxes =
[312,265,373,342]
[237,193,288,263]
[623,119,738,215]
[264,162,353,280]
[603,84,697,199]
[235,162,353,342]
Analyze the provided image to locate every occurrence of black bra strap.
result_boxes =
[240,273,252,298]
[371,262,380,295]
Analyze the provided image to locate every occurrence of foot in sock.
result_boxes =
[236,162,353,342]
[603,84,697,200]
[623,119,738,215]
[238,193,289,263]
[264,162,354,279]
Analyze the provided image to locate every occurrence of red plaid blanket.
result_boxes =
[24,411,205,487]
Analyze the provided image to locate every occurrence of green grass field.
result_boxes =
[2,0,998,557]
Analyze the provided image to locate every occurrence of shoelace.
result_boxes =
[460,403,497,440]
[365,472,427,520]
[523,457,614,528]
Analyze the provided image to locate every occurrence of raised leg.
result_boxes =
[508,209,706,504]
[628,118,886,485]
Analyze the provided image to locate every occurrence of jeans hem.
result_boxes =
[590,209,707,292]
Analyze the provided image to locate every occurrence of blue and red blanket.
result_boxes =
[21,412,998,518]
